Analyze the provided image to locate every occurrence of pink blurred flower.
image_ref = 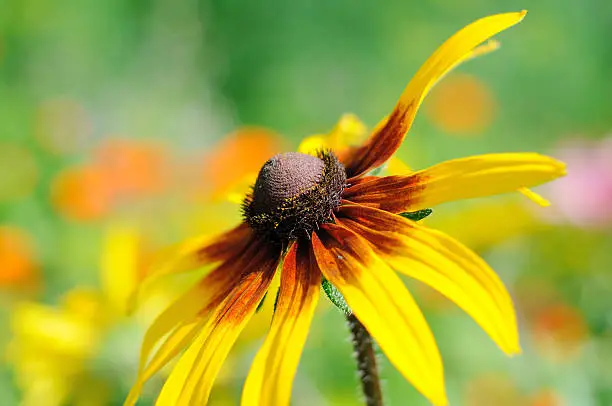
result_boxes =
[540,136,612,228]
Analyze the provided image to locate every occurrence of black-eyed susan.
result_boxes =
[126,11,566,406]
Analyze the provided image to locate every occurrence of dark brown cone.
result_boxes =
[250,152,324,214]
[243,151,346,243]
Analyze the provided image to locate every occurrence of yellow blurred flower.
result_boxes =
[8,289,112,406]
[6,224,173,406]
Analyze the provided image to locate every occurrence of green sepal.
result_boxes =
[273,288,281,313]
[256,292,268,313]
[322,278,352,316]
[399,208,433,222]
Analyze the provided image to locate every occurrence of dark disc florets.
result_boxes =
[243,151,346,243]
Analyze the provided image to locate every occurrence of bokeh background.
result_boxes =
[1,0,611,405]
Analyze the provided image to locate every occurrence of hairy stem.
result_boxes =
[347,314,383,406]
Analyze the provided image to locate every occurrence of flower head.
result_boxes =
[126,11,566,406]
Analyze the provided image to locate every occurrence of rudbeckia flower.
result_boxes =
[126,11,566,406]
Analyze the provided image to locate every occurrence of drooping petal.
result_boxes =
[241,241,321,406]
[154,246,280,406]
[338,203,520,354]
[342,11,527,178]
[125,238,280,406]
[518,187,551,207]
[312,224,447,406]
[128,223,254,311]
[343,153,566,213]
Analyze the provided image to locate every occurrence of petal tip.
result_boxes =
[432,393,450,406]
[503,341,522,356]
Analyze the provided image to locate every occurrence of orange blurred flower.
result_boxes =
[50,138,171,221]
[202,127,283,196]
[532,303,588,362]
[426,73,496,135]
[94,138,169,199]
[50,165,113,221]
[0,226,38,289]
[529,389,563,406]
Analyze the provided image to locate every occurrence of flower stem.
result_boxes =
[347,314,383,406]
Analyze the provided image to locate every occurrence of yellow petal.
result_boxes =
[298,114,368,156]
[127,224,253,313]
[100,224,139,314]
[442,39,501,81]
[242,242,320,406]
[343,11,527,177]
[385,157,412,175]
[328,113,368,150]
[339,204,520,354]
[124,282,212,406]
[124,319,206,406]
[313,225,447,406]
[126,237,279,405]
[344,153,566,213]
[297,135,328,155]
[155,256,279,406]
[518,187,551,207]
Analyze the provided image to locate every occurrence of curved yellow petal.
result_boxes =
[442,39,501,82]
[127,224,253,313]
[312,224,447,406]
[242,242,321,406]
[124,282,214,406]
[339,204,520,354]
[344,153,566,213]
[125,238,280,406]
[155,253,279,406]
[124,317,206,406]
[343,11,527,177]
[518,187,551,207]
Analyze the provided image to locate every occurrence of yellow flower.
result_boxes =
[7,225,173,406]
[126,11,566,406]
[8,288,112,406]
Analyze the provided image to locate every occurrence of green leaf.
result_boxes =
[256,291,268,313]
[322,278,352,316]
[273,288,281,313]
[399,208,433,222]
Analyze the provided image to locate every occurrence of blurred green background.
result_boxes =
[1,0,612,405]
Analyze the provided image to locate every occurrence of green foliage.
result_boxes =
[322,278,352,316]
[399,208,433,222]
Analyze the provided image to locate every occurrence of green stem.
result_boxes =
[347,314,383,406]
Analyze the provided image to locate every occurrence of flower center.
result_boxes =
[243,151,346,243]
